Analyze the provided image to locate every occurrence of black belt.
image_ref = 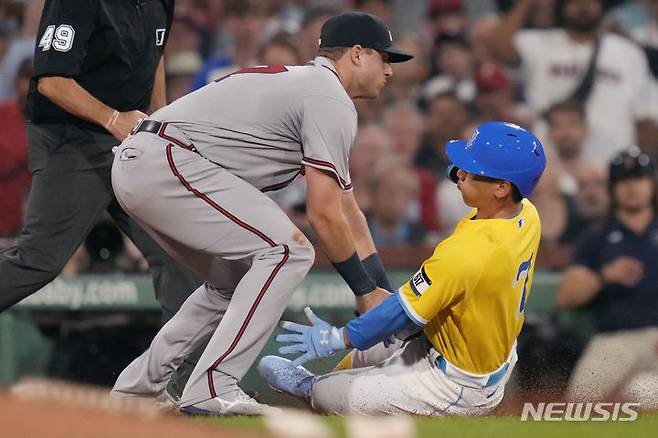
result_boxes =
[133,119,198,152]
[134,119,162,135]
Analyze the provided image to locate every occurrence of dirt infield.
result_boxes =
[0,380,266,438]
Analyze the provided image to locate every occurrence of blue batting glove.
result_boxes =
[276,307,346,366]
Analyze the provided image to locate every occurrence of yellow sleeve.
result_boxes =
[396,240,472,325]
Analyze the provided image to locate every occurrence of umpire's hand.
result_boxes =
[109,110,147,141]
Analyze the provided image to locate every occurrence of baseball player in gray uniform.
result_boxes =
[110,12,412,415]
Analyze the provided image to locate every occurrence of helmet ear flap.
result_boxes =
[447,164,460,183]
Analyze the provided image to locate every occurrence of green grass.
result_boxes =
[201,412,658,438]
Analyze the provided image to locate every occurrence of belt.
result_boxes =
[133,119,163,135]
[428,341,517,389]
[132,119,197,152]
[435,356,509,388]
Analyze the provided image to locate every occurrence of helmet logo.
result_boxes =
[467,129,479,149]
[532,142,540,157]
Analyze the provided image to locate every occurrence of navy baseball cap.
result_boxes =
[319,12,413,63]
[609,147,655,185]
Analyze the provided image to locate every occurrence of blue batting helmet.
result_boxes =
[446,121,546,198]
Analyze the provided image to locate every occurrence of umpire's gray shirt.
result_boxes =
[152,56,357,192]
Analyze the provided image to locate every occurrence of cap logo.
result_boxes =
[467,129,479,149]
[388,30,393,42]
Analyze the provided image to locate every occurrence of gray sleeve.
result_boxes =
[300,95,357,191]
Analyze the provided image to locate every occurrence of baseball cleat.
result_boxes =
[180,388,278,416]
[257,355,315,401]
[109,388,180,413]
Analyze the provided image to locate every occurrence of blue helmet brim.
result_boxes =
[445,139,490,180]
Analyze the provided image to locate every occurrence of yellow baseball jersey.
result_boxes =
[397,199,541,374]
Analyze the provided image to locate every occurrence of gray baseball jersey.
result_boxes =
[110,57,358,410]
[153,56,356,192]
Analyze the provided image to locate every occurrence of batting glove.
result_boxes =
[276,307,346,366]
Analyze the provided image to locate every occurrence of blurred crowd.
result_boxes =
[1,0,658,274]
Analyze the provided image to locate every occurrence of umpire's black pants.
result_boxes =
[0,122,200,322]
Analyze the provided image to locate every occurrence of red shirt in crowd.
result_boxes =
[0,99,30,237]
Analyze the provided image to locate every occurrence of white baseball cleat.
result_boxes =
[257,355,315,401]
[180,388,279,416]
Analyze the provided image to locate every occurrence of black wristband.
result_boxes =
[361,252,394,293]
[332,252,377,296]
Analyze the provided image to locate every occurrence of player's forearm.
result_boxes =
[342,193,393,293]
[148,56,167,113]
[555,266,603,309]
[342,192,376,258]
[488,0,532,65]
[308,210,358,262]
[37,76,116,128]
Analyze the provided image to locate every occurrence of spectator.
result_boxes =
[297,5,342,64]
[165,51,203,102]
[367,160,426,245]
[469,14,500,64]
[190,0,271,88]
[629,0,658,49]
[474,61,534,128]
[354,0,393,26]
[382,33,429,103]
[382,101,440,233]
[423,31,475,104]
[530,161,570,245]
[416,91,468,175]
[427,0,466,38]
[545,100,589,195]
[258,31,301,66]
[489,0,658,161]
[349,123,394,214]
[0,58,31,240]
[556,147,658,407]
[436,173,472,236]
[574,162,609,224]
[164,15,204,59]
[0,0,42,102]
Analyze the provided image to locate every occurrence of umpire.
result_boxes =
[0,0,199,325]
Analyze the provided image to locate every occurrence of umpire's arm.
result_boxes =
[148,56,167,113]
[38,77,145,141]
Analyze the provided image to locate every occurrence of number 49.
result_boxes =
[39,24,75,52]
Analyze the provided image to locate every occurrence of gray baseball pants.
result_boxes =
[110,126,315,406]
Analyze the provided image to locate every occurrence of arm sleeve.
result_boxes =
[345,293,415,351]
[396,241,469,325]
[300,95,356,191]
[33,0,99,78]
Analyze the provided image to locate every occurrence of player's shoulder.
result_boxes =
[289,59,354,109]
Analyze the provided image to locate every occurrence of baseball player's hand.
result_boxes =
[356,287,392,314]
[276,307,346,366]
[108,110,147,141]
[601,256,644,287]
